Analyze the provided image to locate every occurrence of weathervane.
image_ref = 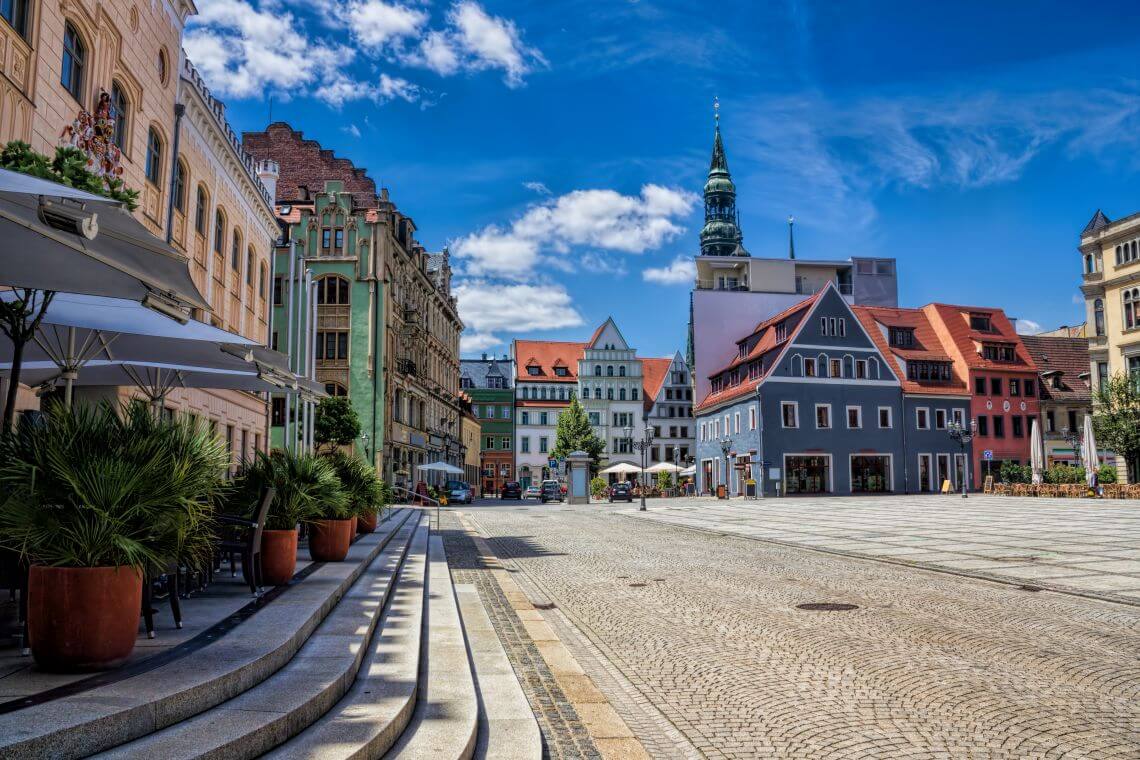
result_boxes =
[713,95,720,125]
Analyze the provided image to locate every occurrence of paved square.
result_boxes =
[625,495,1140,603]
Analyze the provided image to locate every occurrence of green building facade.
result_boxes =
[460,357,515,495]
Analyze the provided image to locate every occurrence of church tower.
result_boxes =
[698,100,748,257]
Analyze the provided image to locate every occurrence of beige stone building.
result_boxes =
[1079,209,1140,482]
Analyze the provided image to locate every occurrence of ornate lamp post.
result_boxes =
[672,445,680,497]
[947,419,978,498]
[719,437,732,498]
[1062,427,1082,466]
[624,424,655,511]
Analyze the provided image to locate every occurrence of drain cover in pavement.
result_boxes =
[629,583,647,588]
[533,602,557,610]
[796,602,859,611]
[1018,585,1044,592]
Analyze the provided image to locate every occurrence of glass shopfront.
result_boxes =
[785,456,831,494]
[850,455,891,493]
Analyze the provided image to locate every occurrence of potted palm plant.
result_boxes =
[327,453,383,534]
[299,457,351,562]
[0,402,227,671]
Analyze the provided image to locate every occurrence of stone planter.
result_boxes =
[357,511,378,534]
[260,529,299,585]
[28,565,142,672]
[308,519,354,562]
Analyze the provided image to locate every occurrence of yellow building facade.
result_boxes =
[1079,209,1140,482]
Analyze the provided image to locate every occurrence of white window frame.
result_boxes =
[916,407,930,430]
[699,422,706,441]
[839,318,846,337]
[781,401,799,429]
[846,405,862,429]
[820,316,827,335]
[521,436,530,453]
[878,406,893,429]
[724,414,730,434]
[848,452,893,493]
[952,408,965,427]
[733,411,740,434]
[855,359,867,379]
[748,406,757,430]
[804,357,816,377]
[935,409,947,429]
[815,403,832,429]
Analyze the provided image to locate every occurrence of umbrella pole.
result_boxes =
[63,327,76,409]
[0,289,54,430]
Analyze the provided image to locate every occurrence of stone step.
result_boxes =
[93,517,427,760]
[454,583,542,760]
[0,508,416,760]
[384,535,478,760]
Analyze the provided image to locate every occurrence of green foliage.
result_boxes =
[590,477,608,497]
[314,396,362,453]
[552,398,606,466]
[0,141,139,210]
[656,471,674,490]
[1093,373,1140,469]
[230,449,348,528]
[1098,463,1117,484]
[0,402,228,572]
[1043,464,1085,484]
[326,452,381,518]
[999,461,1032,484]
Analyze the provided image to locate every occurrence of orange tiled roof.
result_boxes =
[1019,335,1091,404]
[923,303,1037,373]
[513,340,586,382]
[639,357,673,412]
[852,305,969,396]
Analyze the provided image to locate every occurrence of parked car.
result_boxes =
[500,481,522,499]
[540,480,564,503]
[446,480,474,504]
[609,481,633,503]
[523,484,542,499]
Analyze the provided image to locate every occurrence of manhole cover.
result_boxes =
[1018,585,1043,592]
[796,602,859,611]
[629,583,647,588]
[533,602,556,610]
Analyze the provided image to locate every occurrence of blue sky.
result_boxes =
[191,0,1140,357]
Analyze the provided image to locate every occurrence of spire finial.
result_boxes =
[713,96,720,125]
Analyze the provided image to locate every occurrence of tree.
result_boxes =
[314,396,361,453]
[1093,373,1140,477]
[552,397,606,468]
[656,471,674,491]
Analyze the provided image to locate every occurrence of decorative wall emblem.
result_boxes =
[1003,400,1011,412]
[59,91,124,190]
[1019,401,1027,411]
[986,400,993,410]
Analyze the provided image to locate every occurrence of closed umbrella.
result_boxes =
[1082,415,1099,490]
[1029,417,1044,485]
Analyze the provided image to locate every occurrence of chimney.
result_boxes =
[256,159,280,201]
[481,353,487,360]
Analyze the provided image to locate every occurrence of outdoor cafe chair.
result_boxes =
[215,487,276,597]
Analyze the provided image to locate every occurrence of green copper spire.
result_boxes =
[699,98,747,257]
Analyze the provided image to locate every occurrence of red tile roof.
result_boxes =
[1019,335,1091,403]
[514,340,586,382]
[640,357,673,412]
[852,305,969,396]
[923,304,1037,373]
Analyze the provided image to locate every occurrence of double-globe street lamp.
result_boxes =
[719,437,732,498]
[947,419,978,499]
[624,423,654,511]
[1062,426,1082,466]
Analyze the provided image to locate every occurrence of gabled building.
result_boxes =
[460,355,515,496]
[513,339,585,486]
[578,318,646,468]
[1019,335,1093,467]
[924,303,1039,487]
[696,284,905,496]
[854,306,973,492]
[642,353,694,467]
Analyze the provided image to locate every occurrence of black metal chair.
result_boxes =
[216,486,275,596]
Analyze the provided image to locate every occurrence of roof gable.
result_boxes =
[1082,209,1111,236]
[852,305,969,396]
[588,317,629,350]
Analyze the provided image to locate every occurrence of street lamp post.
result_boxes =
[719,437,732,498]
[672,445,680,497]
[947,419,978,499]
[1062,427,1082,466]
[624,424,654,511]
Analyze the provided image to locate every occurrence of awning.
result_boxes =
[0,168,206,311]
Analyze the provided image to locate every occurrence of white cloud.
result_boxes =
[522,181,551,195]
[642,256,695,285]
[341,124,362,138]
[417,30,462,76]
[1015,319,1043,335]
[448,1,545,87]
[452,184,697,278]
[455,280,584,352]
[1071,293,1084,305]
[345,1,428,49]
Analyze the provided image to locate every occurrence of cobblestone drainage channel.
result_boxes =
[629,583,648,587]
[1018,585,1044,592]
[796,602,859,611]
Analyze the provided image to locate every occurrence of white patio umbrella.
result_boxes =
[417,461,464,475]
[598,462,642,475]
[644,461,682,473]
[1082,414,1099,489]
[1029,417,1044,485]
[679,465,697,476]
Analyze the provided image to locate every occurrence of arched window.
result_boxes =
[1118,245,1124,266]
[172,160,187,212]
[231,228,242,270]
[606,365,614,376]
[61,23,86,102]
[606,388,613,400]
[632,388,639,400]
[618,366,626,377]
[595,386,601,398]
[581,387,590,399]
[259,262,268,300]
[324,382,348,397]
[316,275,350,305]
[1094,298,1105,336]
[1124,288,1139,331]
[145,127,163,185]
[213,209,225,255]
[110,82,129,151]
[246,247,254,285]
[619,388,626,400]
[594,365,601,376]
[195,186,208,234]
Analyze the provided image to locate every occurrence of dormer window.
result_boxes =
[527,366,541,376]
[460,376,473,389]
[775,322,788,343]
[888,327,915,348]
[906,361,951,383]
[981,343,1016,362]
[969,313,993,332]
[738,343,747,358]
[554,367,569,377]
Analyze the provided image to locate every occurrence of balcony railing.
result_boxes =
[396,358,417,376]
[695,279,749,291]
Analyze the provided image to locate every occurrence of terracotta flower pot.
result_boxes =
[350,516,358,536]
[357,511,378,534]
[28,565,142,672]
[260,529,299,585]
[308,519,353,562]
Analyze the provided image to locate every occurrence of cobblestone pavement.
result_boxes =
[625,495,1140,604]
[456,500,1140,759]
[439,510,601,759]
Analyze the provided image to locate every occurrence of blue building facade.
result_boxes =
[696,284,973,496]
